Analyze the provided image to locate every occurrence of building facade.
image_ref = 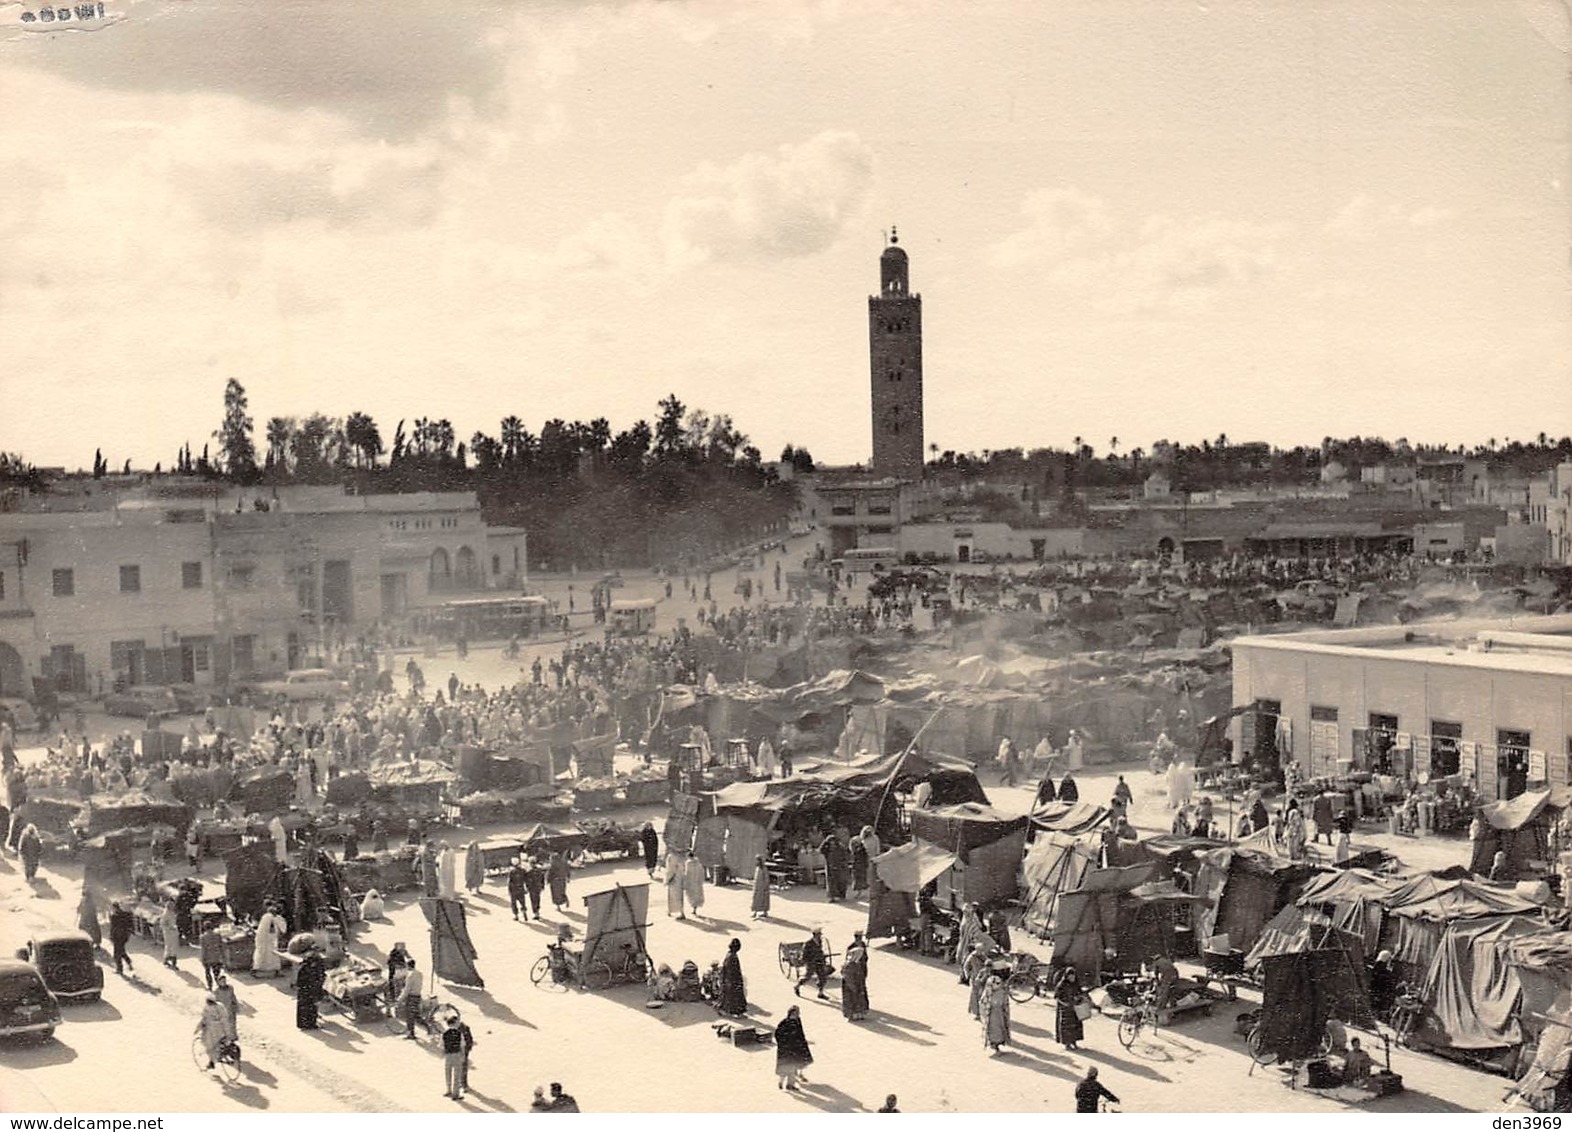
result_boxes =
[1230,617,1572,801]
[868,230,924,481]
[0,483,526,697]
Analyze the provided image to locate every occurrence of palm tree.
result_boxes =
[1109,436,1120,459]
[344,411,382,468]
[500,416,525,464]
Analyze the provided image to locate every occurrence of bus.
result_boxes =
[842,547,900,575]
[608,598,658,636]
[434,596,554,641]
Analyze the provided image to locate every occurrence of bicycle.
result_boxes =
[192,1031,241,1085]
[1388,992,1425,1047]
[1004,954,1056,1004]
[1117,987,1162,1050]
[1246,1022,1334,1068]
[530,942,581,991]
[582,942,651,991]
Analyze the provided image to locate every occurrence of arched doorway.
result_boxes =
[454,546,478,585]
[1157,537,1176,558]
[0,642,24,697]
[429,548,451,584]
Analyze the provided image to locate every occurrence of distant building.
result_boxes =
[868,229,924,481]
[0,483,526,697]
[1232,616,1572,800]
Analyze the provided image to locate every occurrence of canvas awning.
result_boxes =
[1029,800,1109,836]
[873,841,960,893]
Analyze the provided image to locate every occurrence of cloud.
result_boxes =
[1325,194,1456,236]
[991,188,1288,314]
[660,130,874,266]
[6,0,513,139]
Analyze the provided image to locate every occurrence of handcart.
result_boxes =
[1198,946,1247,1000]
[778,940,838,982]
[573,819,646,864]
[323,956,390,1023]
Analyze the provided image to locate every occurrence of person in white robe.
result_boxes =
[253,904,286,976]
[665,851,687,919]
[269,817,288,864]
[759,738,779,778]
[438,843,458,900]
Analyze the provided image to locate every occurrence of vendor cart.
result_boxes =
[323,956,390,1023]
[1198,946,1248,999]
[573,819,645,864]
[474,838,528,877]
[778,940,838,982]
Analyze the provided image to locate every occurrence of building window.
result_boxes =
[1499,728,1532,800]
[831,506,856,517]
[0,571,5,600]
[492,554,501,575]
[52,568,74,597]
[182,562,203,589]
[228,565,255,590]
[119,565,140,593]
[1431,720,1462,777]
[192,645,210,674]
[1308,705,1338,777]
[232,634,255,673]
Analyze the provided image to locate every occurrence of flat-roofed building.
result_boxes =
[1230,615,1572,801]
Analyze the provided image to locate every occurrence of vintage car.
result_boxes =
[169,683,213,714]
[0,959,62,1040]
[254,668,350,702]
[16,931,103,1003]
[102,684,180,719]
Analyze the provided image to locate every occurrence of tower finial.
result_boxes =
[889,225,899,246]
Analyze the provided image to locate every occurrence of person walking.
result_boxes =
[665,850,687,920]
[199,922,225,990]
[196,993,234,1072]
[849,835,869,897]
[523,856,546,920]
[77,884,101,949]
[213,971,239,1040]
[295,944,326,1031]
[878,1095,900,1112]
[159,900,181,970]
[507,857,530,921]
[821,830,848,902]
[441,1015,466,1100]
[717,938,747,1017]
[1074,1066,1120,1112]
[749,854,771,920]
[396,958,425,1039]
[547,850,571,913]
[108,900,134,976]
[463,840,484,895]
[1054,965,1086,1051]
[980,972,1011,1054]
[794,928,831,999]
[639,822,660,878]
[774,1005,813,1092]
[17,823,41,882]
[682,850,706,920]
[841,932,870,1022]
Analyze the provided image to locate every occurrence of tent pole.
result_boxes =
[871,708,946,838]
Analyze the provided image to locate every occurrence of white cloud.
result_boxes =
[991,188,1288,314]
[660,130,874,267]
[531,102,567,145]
[1325,194,1456,236]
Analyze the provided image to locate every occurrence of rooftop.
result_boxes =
[1234,614,1572,678]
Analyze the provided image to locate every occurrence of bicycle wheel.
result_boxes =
[1117,1011,1142,1050]
[626,953,652,985]
[583,960,614,991]
[778,945,795,978]
[530,955,558,989]
[1007,972,1038,1004]
[214,1046,241,1085]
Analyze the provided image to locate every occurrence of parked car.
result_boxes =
[168,683,213,714]
[101,685,179,719]
[15,933,102,1004]
[0,959,61,1040]
[255,668,349,702]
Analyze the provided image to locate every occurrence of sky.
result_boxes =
[0,0,1568,471]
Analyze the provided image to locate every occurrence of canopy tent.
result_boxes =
[229,767,296,814]
[866,842,960,940]
[1418,915,1546,1055]
[1254,925,1376,1063]
[1469,788,1572,881]
[76,795,192,838]
[1130,834,1227,881]
[906,802,1028,907]
[1505,934,1572,1110]
[224,843,350,938]
[709,748,985,844]
[1050,862,1165,981]
[580,882,650,969]
[421,897,483,989]
[224,842,280,925]
[1193,848,1319,957]
[1020,832,1101,940]
[1028,800,1110,838]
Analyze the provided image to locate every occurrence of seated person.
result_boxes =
[358,889,385,920]
[1323,1017,1349,1055]
[672,960,705,1002]
[650,962,679,1001]
[1341,1037,1374,1085]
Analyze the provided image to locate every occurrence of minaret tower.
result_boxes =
[868,227,924,480]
